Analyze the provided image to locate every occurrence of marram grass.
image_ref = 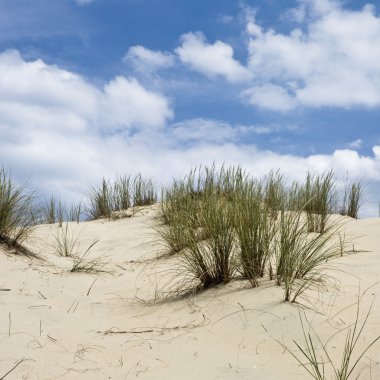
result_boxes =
[157,165,352,302]
[0,165,36,252]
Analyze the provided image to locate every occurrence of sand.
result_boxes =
[1,207,379,379]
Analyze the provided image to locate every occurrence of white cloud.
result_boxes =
[242,84,297,111]
[170,118,298,144]
[170,118,266,144]
[250,124,299,134]
[171,118,236,143]
[0,50,99,116]
[175,32,252,83]
[245,0,380,110]
[2,50,380,217]
[0,50,172,134]
[101,76,173,129]
[0,50,173,197]
[348,139,363,149]
[124,46,174,72]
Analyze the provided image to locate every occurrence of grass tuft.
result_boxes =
[233,181,276,286]
[302,171,335,233]
[274,209,340,302]
[86,174,157,220]
[0,165,36,252]
[339,180,362,219]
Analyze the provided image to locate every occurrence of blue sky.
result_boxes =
[1,0,380,215]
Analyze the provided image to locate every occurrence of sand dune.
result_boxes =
[1,207,379,379]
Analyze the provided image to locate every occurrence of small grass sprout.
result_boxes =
[288,300,380,379]
[70,241,108,273]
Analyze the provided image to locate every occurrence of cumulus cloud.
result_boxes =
[0,50,172,134]
[245,0,380,110]
[124,46,175,72]
[175,32,252,83]
[101,76,173,129]
[242,84,297,111]
[0,50,173,197]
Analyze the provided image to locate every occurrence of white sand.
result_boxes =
[1,208,379,379]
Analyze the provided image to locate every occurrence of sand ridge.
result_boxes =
[1,208,380,379]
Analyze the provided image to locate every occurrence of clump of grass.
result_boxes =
[86,174,156,220]
[67,201,82,223]
[132,174,157,207]
[302,171,335,233]
[46,195,56,224]
[264,170,286,215]
[43,196,65,226]
[233,181,276,287]
[287,301,380,379]
[0,165,36,252]
[158,165,247,288]
[286,181,304,211]
[87,178,113,219]
[274,209,340,302]
[156,165,246,258]
[157,187,197,255]
[339,181,362,219]
[180,193,236,289]
[155,165,357,301]
[113,175,132,213]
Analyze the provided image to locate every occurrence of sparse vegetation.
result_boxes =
[69,241,107,273]
[0,166,36,252]
[42,196,82,225]
[301,171,335,233]
[286,301,380,379]
[53,221,107,272]
[339,180,362,219]
[132,174,157,207]
[86,174,156,220]
[54,222,82,257]
[1,163,378,379]
[0,163,366,301]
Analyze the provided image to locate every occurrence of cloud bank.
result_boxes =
[1,50,380,216]
[2,1,380,216]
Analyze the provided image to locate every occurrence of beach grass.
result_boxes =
[288,300,380,379]
[339,180,362,219]
[274,209,340,302]
[156,165,346,300]
[86,174,157,220]
[0,165,36,252]
[301,171,335,233]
